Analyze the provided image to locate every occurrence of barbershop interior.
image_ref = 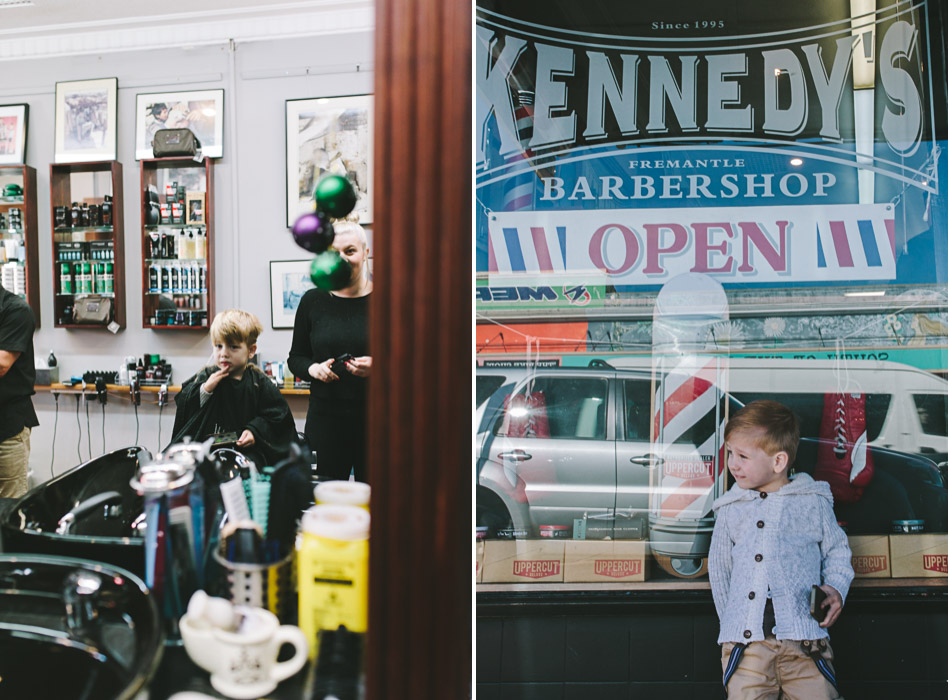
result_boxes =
[0,1,469,699]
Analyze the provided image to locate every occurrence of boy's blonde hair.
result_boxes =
[210,309,262,347]
[724,400,800,467]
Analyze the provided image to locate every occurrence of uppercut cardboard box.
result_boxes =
[482,540,565,583]
[564,540,649,582]
[476,541,484,583]
[889,534,948,578]
[848,535,891,578]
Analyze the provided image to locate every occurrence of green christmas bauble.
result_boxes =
[313,174,357,219]
[310,250,353,291]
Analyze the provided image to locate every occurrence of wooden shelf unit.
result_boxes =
[0,165,40,325]
[49,161,125,330]
[139,157,214,330]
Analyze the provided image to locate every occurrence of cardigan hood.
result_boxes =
[713,472,833,511]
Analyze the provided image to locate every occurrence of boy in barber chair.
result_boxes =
[171,309,297,466]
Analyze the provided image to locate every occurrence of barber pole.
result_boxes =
[649,273,729,578]
[652,357,728,519]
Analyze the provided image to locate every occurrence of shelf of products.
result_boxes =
[50,161,125,329]
[140,157,214,329]
[0,165,40,325]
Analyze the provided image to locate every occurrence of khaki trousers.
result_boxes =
[722,638,842,700]
[0,426,30,498]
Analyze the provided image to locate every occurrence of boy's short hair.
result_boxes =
[209,309,262,347]
[724,400,800,466]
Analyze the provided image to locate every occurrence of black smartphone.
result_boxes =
[330,353,354,375]
[810,584,828,622]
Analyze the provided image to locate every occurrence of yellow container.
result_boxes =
[297,504,370,655]
[314,480,371,510]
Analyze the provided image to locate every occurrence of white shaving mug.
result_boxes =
[180,607,308,699]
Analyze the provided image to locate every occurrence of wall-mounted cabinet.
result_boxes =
[0,165,40,325]
[140,157,214,330]
[50,161,125,330]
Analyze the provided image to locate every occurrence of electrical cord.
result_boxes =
[75,395,82,462]
[134,401,140,445]
[50,393,59,476]
[157,404,163,453]
[85,395,92,461]
[101,402,106,454]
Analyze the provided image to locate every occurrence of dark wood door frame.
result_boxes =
[367,0,472,698]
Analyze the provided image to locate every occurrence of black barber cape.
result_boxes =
[170,366,297,466]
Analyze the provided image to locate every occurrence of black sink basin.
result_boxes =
[0,554,164,699]
[1,447,150,576]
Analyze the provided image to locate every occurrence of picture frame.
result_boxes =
[0,104,29,165]
[285,94,373,228]
[54,78,118,163]
[135,89,225,160]
[186,191,206,224]
[270,259,316,329]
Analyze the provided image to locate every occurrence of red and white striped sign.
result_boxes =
[652,356,728,519]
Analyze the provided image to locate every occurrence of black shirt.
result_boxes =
[287,288,369,407]
[0,286,38,442]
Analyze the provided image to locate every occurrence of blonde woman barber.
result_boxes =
[287,221,372,483]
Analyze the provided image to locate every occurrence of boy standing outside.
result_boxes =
[171,309,297,465]
[709,400,854,699]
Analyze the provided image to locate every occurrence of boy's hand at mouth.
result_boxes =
[203,364,232,393]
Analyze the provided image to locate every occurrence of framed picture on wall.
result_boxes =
[285,94,373,228]
[0,104,28,165]
[270,259,316,329]
[134,89,225,160]
[54,78,118,163]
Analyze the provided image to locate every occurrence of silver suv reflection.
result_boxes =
[476,362,948,549]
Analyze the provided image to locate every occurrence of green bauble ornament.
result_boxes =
[313,174,357,219]
[310,250,353,291]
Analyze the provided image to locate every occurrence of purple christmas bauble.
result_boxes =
[291,211,335,253]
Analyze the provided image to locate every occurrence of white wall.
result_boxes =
[2,31,373,482]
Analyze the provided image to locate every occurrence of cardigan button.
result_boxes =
[748,591,756,600]
[755,553,763,562]
[743,630,752,639]
[760,492,768,499]
[757,520,765,528]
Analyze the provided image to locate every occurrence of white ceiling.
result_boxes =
[0,0,350,35]
[0,0,374,59]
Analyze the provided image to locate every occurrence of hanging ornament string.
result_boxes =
[288,174,359,291]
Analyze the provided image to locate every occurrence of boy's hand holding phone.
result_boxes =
[810,584,842,627]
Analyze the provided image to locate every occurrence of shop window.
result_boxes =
[914,394,948,437]
[733,392,891,442]
[476,375,507,407]
[496,377,607,440]
[623,379,651,440]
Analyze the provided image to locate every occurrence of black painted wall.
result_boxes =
[476,589,948,699]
